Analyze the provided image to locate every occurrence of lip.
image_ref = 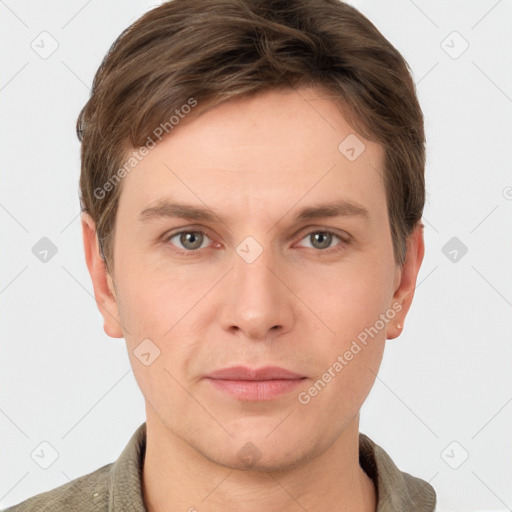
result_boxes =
[204,366,307,401]
[206,365,305,381]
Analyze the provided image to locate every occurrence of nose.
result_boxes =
[218,242,295,341]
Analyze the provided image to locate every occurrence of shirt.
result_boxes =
[2,422,437,511]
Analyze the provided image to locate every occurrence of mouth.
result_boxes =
[204,365,307,401]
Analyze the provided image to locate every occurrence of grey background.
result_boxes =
[1,1,511,510]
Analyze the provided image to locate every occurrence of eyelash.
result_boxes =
[163,228,350,256]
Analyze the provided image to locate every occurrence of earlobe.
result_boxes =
[81,212,124,339]
[386,224,425,340]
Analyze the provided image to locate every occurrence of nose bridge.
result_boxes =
[221,237,293,339]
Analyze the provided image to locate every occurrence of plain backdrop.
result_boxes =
[1,1,511,511]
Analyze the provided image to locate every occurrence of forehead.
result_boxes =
[117,85,386,222]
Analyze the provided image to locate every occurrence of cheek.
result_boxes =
[114,266,207,378]
[114,260,192,338]
[300,259,392,402]
[117,275,201,420]
[298,272,389,419]
[316,262,393,337]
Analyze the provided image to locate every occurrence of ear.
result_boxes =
[387,223,425,340]
[81,212,124,338]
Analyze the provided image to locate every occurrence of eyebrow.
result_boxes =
[138,199,370,224]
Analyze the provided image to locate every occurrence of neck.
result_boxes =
[141,410,376,512]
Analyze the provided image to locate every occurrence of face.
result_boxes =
[83,85,423,471]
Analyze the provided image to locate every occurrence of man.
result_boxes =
[3,0,436,510]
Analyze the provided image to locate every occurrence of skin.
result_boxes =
[82,85,424,512]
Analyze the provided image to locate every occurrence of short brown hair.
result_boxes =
[77,0,425,272]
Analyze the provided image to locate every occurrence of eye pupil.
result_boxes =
[311,232,332,249]
[180,232,203,250]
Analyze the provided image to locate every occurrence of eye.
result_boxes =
[167,230,212,251]
[296,230,347,251]
[163,228,349,255]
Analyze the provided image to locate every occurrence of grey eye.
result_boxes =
[309,232,333,249]
[169,231,210,251]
